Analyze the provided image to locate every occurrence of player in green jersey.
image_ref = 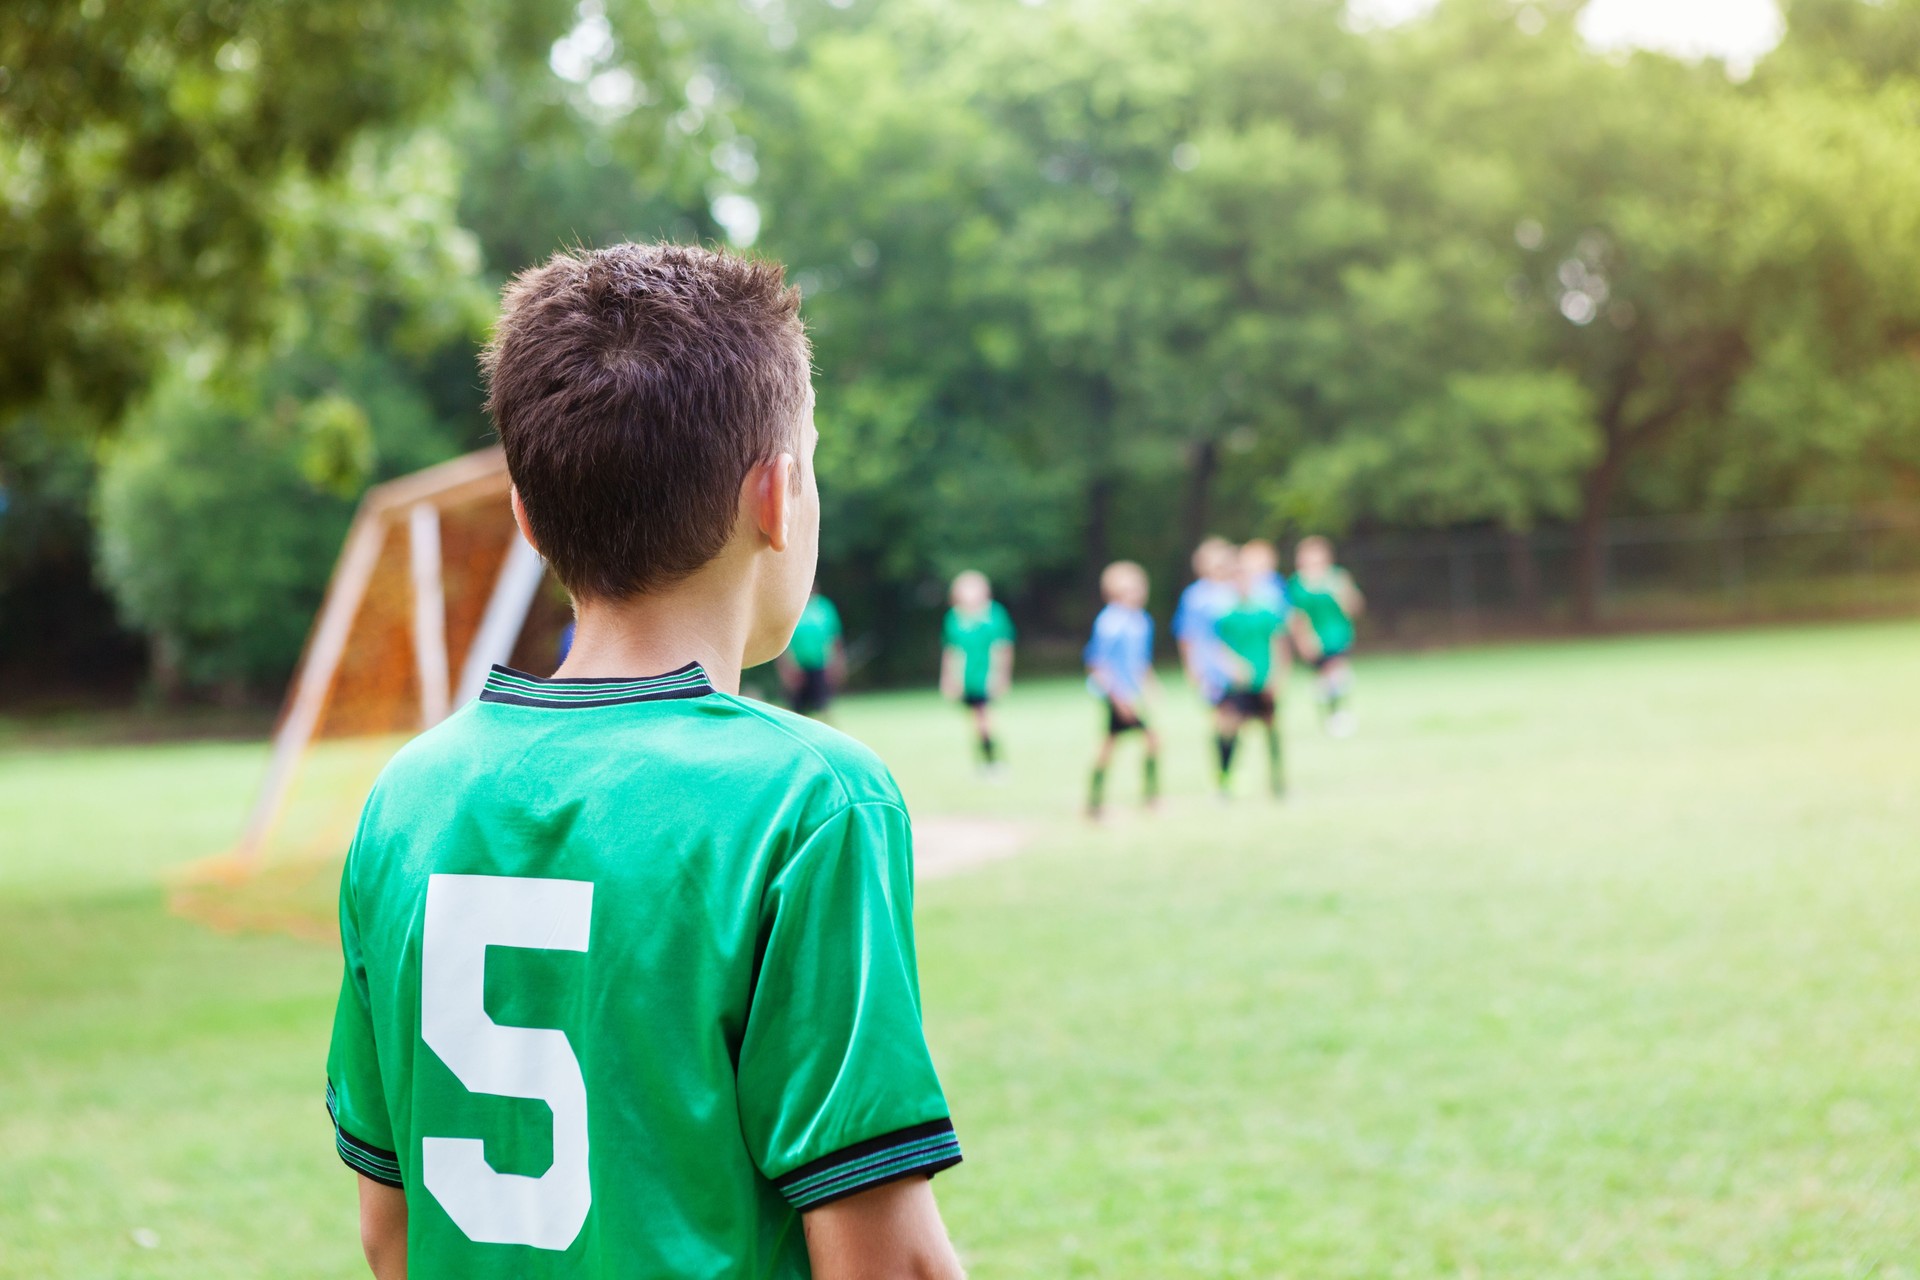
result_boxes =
[1212,546,1289,798]
[775,592,844,718]
[940,569,1014,773]
[1287,534,1365,737]
[326,245,964,1280]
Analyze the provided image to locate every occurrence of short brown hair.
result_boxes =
[482,243,811,600]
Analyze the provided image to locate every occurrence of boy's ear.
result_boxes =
[509,485,543,556]
[750,453,796,552]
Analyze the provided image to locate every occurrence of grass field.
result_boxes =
[4,620,1919,1278]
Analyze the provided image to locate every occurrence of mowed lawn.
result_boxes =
[3,620,1918,1278]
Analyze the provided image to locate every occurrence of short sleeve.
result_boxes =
[1172,590,1196,642]
[325,856,402,1188]
[737,802,960,1212]
[823,599,843,638]
[941,610,958,647]
[1082,610,1108,669]
[993,603,1015,644]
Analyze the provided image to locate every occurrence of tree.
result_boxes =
[0,0,590,428]
[1774,0,1920,87]
[90,133,493,693]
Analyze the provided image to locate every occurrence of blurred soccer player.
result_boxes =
[940,569,1014,772]
[776,591,844,718]
[1240,538,1288,611]
[1213,550,1289,797]
[1084,560,1161,819]
[1288,534,1365,737]
[1173,537,1240,768]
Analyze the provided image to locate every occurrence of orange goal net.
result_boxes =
[172,447,570,934]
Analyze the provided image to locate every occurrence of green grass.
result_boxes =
[4,620,1919,1277]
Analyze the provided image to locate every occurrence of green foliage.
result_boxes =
[94,342,471,691]
[294,394,376,499]
[80,124,501,693]
[732,0,1920,632]
[1274,370,1596,531]
[1774,0,1920,86]
[94,371,356,692]
[13,0,1920,691]
[0,0,579,422]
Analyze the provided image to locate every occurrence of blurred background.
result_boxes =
[6,0,1920,702]
[4,1,1920,1277]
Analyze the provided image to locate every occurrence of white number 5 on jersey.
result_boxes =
[421,873,594,1251]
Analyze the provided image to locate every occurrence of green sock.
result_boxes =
[1143,754,1159,802]
[1089,766,1106,813]
[1216,734,1237,785]
[1266,724,1283,795]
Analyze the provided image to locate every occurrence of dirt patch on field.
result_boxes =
[913,817,1032,880]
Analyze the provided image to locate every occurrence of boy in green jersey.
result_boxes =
[1212,546,1289,798]
[939,570,1014,772]
[325,245,965,1280]
[1287,535,1365,737]
[775,592,844,717]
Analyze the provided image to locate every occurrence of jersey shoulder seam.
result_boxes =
[776,797,912,893]
[710,692,898,810]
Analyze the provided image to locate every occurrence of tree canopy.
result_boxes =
[3,0,1919,693]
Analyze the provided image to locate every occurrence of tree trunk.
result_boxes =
[1572,447,1626,628]
[150,633,184,704]
[1084,473,1113,585]
[1180,435,1218,556]
[1083,376,1117,586]
[1503,528,1542,619]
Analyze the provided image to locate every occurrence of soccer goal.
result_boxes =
[231,446,566,869]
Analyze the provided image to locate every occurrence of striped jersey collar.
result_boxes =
[479,662,715,709]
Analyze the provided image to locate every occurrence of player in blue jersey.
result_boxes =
[1084,560,1161,819]
[1173,537,1240,782]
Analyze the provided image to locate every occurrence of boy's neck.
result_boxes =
[554,575,754,695]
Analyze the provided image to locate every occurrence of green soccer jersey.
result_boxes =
[326,663,960,1279]
[1287,569,1357,655]
[784,596,841,671]
[1213,599,1284,692]
[941,602,1014,698]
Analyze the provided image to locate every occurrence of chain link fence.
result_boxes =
[1341,507,1920,644]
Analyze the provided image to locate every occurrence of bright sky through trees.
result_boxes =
[1349,0,1784,71]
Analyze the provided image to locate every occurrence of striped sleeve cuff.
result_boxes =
[326,1080,403,1188]
[774,1119,963,1212]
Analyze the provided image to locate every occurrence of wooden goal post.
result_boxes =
[234,447,550,865]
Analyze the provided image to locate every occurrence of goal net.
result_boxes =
[171,447,571,934]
